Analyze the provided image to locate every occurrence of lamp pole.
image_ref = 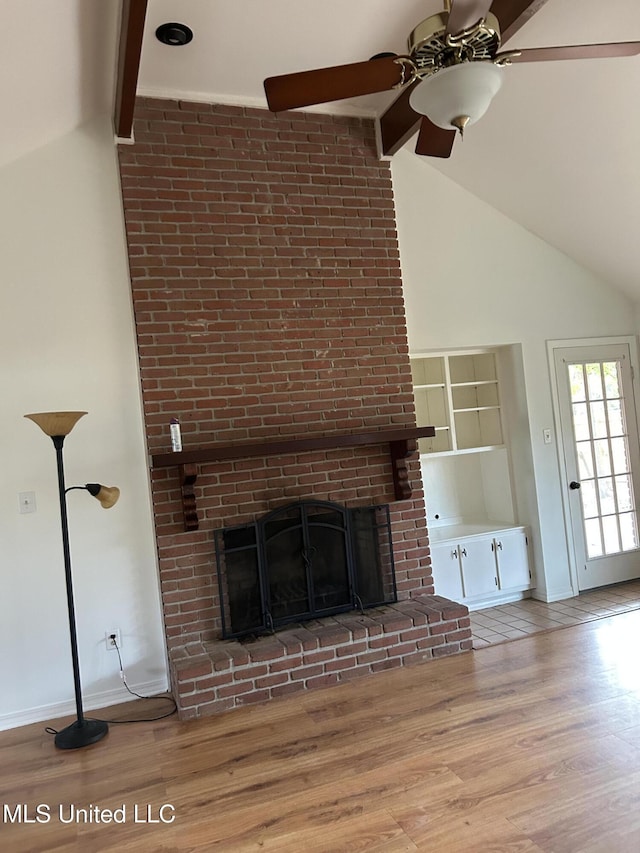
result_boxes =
[51,434,109,749]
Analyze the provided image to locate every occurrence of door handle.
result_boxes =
[569,481,581,490]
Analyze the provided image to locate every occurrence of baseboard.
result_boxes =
[465,590,532,611]
[0,678,169,733]
[532,588,576,604]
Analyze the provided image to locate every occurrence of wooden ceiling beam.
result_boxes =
[114,0,148,140]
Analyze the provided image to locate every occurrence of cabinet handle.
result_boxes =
[496,541,502,551]
[460,547,467,557]
[495,576,498,586]
[452,549,458,559]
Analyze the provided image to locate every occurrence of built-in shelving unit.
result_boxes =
[410,347,533,608]
[410,351,503,455]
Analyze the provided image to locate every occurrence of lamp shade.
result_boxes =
[24,411,87,437]
[409,61,503,131]
[86,483,120,509]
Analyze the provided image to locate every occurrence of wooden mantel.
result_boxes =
[151,427,435,531]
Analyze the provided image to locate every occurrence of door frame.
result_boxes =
[547,335,640,594]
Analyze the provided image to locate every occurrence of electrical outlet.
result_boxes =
[105,629,121,651]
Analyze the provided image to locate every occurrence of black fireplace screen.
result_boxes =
[214,501,397,639]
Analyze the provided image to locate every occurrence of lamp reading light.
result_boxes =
[73,483,120,509]
[24,411,120,749]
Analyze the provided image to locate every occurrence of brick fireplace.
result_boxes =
[118,98,471,719]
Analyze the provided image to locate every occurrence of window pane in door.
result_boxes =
[594,440,612,477]
[584,518,603,558]
[603,362,620,398]
[568,364,586,402]
[590,401,607,439]
[586,363,604,400]
[620,513,638,550]
[572,403,590,441]
[607,400,624,436]
[602,515,621,554]
[580,479,598,518]
[615,475,633,512]
[577,442,595,479]
[598,478,615,515]
[611,437,630,475]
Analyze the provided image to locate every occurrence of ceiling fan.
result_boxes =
[263,0,640,158]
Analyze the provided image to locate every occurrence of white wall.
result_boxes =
[393,149,638,601]
[0,118,168,730]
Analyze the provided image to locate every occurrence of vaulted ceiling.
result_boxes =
[7,0,640,300]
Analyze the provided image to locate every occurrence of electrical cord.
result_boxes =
[104,637,177,721]
[45,635,177,736]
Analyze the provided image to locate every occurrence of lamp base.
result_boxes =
[54,718,109,750]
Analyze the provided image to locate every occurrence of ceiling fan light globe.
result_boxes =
[409,61,503,131]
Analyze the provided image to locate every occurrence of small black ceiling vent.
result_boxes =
[155,23,193,46]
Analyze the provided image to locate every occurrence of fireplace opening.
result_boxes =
[214,501,397,639]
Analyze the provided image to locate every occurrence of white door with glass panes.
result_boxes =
[553,343,640,590]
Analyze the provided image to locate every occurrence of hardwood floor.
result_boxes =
[3,610,640,851]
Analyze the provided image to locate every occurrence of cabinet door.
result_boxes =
[460,537,498,598]
[495,529,531,590]
[430,542,464,601]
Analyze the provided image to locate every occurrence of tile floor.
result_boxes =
[470,578,640,648]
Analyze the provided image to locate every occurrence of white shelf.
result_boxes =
[450,380,498,387]
[420,444,505,458]
[453,406,501,413]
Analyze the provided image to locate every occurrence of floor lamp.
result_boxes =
[25,411,120,750]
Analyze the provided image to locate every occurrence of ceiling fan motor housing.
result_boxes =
[409,12,501,75]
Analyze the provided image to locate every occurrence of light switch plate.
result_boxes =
[19,491,37,514]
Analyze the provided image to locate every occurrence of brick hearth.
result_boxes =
[118,98,471,718]
[172,598,470,719]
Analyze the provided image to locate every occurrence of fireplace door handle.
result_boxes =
[301,546,317,571]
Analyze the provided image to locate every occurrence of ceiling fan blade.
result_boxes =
[446,0,493,36]
[264,56,404,112]
[507,41,640,63]
[378,81,422,157]
[414,117,456,158]
[490,0,551,45]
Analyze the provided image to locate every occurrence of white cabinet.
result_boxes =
[430,526,532,607]
[461,538,500,598]
[430,542,465,601]
[494,529,531,591]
